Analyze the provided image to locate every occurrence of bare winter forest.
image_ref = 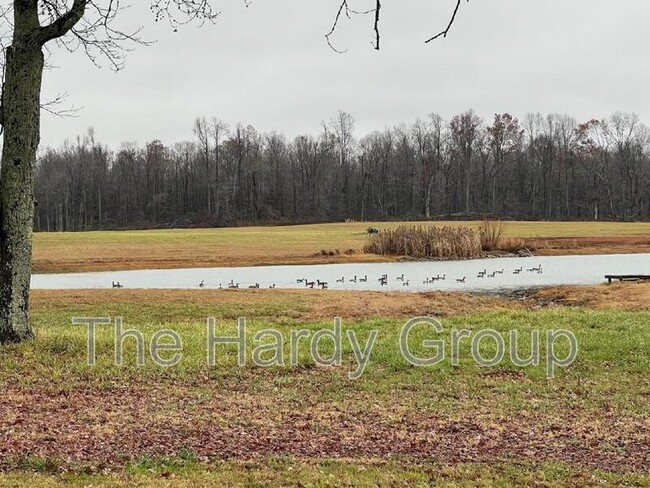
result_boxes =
[35,110,650,231]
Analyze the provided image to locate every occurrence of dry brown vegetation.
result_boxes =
[31,288,520,321]
[31,282,650,322]
[531,235,650,256]
[364,225,482,259]
[479,219,505,251]
[2,383,648,474]
[531,282,650,311]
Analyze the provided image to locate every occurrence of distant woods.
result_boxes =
[34,110,650,231]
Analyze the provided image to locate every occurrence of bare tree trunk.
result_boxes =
[0,42,44,343]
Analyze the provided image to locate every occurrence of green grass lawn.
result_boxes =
[1,296,649,486]
[3,461,649,487]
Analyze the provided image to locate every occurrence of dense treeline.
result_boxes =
[34,110,650,231]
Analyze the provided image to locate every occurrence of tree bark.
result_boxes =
[0,42,44,343]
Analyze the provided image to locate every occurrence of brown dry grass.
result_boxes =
[31,288,519,320]
[31,282,650,320]
[531,236,650,256]
[532,282,650,311]
[364,225,482,258]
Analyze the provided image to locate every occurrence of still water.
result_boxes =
[31,254,650,292]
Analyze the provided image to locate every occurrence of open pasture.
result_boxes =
[33,221,650,273]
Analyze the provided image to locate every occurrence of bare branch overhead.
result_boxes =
[425,0,468,43]
[326,0,469,52]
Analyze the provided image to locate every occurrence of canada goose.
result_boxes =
[248,283,260,289]
[359,275,368,283]
[317,280,328,288]
[403,280,410,287]
[297,278,306,284]
[456,277,466,283]
[228,279,235,287]
[228,283,239,289]
[350,275,358,284]
[269,284,276,289]
[396,274,405,282]
[320,283,329,289]
[436,274,446,281]
[336,277,344,283]
[496,269,504,274]
[306,281,315,288]
[477,273,485,278]
[423,278,431,285]
[111,281,123,289]
[477,269,487,277]
[199,280,205,288]
[488,272,497,278]
[379,276,388,286]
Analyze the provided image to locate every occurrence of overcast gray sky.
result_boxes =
[41,0,649,148]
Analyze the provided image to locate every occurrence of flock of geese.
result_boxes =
[291,265,544,289]
[111,265,544,290]
[198,279,277,289]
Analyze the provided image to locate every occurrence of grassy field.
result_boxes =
[1,284,649,486]
[33,221,650,273]
[15,222,650,485]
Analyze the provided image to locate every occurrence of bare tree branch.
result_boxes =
[38,0,86,45]
[41,92,81,118]
[373,0,380,50]
[325,0,377,54]
[326,0,469,52]
[425,0,468,44]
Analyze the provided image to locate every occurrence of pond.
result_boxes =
[31,253,650,293]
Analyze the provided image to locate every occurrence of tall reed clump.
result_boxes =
[479,219,504,251]
[364,225,482,259]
